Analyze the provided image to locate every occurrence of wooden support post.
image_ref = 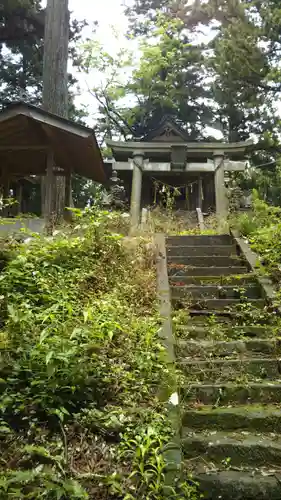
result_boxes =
[64,170,72,222]
[2,176,10,217]
[64,170,72,207]
[214,152,227,220]
[44,150,55,233]
[17,183,23,215]
[12,183,23,215]
[197,176,203,210]
[130,151,144,231]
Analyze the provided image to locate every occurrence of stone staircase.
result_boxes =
[167,234,281,499]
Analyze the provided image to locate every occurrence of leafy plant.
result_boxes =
[0,209,193,499]
[231,192,281,282]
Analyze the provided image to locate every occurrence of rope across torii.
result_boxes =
[151,177,204,204]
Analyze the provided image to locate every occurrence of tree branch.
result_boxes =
[88,87,129,139]
[102,91,136,136]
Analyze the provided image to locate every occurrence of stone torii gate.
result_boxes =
[106,118,252,229]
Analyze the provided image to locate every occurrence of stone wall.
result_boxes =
[0,218,44,236]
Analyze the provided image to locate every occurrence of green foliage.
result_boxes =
[238,161,281,207]
[128,14,211,138]
[210,5,274,141]
[230,190,281,236]
[123,0,281,143]
[0,0,43,105]
[78,36,135,141]
[249,223,281,281]
[71,176,104,208]
[0,210,196,499]
[79,13,212,141]
[113,0,281,151]
[0,469,88,499]
[231,192,281,281]
[110,423,198,499]
[0,0,86,111]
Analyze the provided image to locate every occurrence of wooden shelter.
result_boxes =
[0,102,105,215]
[106,117,253,228]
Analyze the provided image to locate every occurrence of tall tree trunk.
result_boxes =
[42,0,69,224]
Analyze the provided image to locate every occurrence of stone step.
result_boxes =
[167,234,233,246]
[168,266,249,277]
[176,338,281,358]
[179,357,281,381]
[193,470,281,500]
[175,324,274,340]
[171,284,261,300]
[167,245,237,257]
[182,429,281,468]
[174,309,276,327]
[169,274,256,285]
[187,309,241,318]
[173,313,231,327]
[173,298,265,310]
[185,310,276,327]
[167,255,244,267]
[182,382,281,405]
[182,404,281,432]
[173,309,237,325]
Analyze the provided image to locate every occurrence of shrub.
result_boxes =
[0,209,197,499]
[230,189,281,237]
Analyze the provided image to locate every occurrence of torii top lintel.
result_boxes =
[107,116,253,162]
[107,138,253,162]
[107,116,253,161]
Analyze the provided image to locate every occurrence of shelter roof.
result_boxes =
[0,102,105,182]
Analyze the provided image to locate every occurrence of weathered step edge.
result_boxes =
[194,470,281,500]
[180,357,281,381]
[167,255,244,267]
[177,338,281,357]
[171,284,262,299]
[182,404,281,432]
[172,298,266,310]
[174,324,277,340]
[182,430,281,467]
[167,245,237,256]
[167,234,233,246]
[182,382,281,404]
[168,266,248,277]
[169,274,257,285]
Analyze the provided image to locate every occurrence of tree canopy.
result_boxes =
[2,0,281,204]
[0,0,86,107]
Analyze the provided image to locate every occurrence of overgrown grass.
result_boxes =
[139,207,218,235]
[0,209,198,499]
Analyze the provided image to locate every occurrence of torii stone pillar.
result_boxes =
[214,152,227,220]
[130,151,144,231]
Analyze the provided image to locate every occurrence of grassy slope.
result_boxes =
[0,210,182,499]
